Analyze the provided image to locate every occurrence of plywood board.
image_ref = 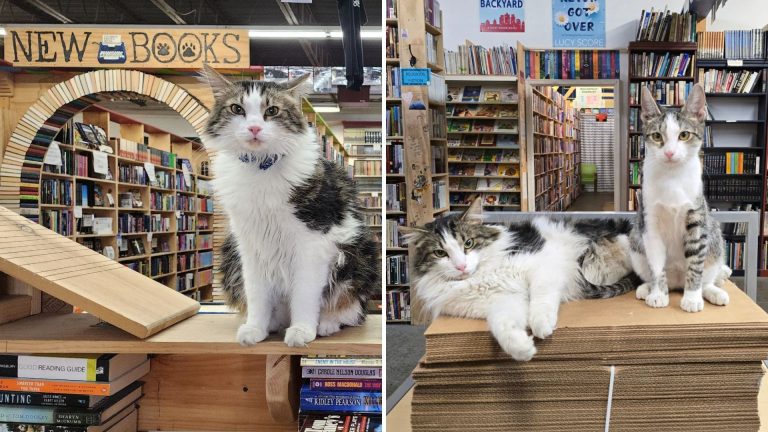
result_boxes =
[0,206,199,338]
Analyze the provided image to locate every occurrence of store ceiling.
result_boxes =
[0,0,381,66]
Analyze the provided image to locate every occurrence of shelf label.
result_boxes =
[73,206,83,219]
[93,152,109,175]
[401,68,431,86]
[727,59,744,67]
[43,141,63,166]
[144,162,157,186]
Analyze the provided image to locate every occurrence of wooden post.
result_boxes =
[265,354,301,423]
[516,41,530,211]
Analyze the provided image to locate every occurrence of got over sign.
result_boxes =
[4,26,250,68]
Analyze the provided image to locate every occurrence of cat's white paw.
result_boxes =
[284,324,317,347]
[317,319,342,337]
[529,313,557,340]
[237,324,269,346]
[494,327,537,361]
[703,285,729,306]
[635,283,651,300]
[645,290,669,308]
[680,291,704,313]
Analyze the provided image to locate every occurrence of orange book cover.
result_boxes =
[0,378,112,395]
[593,51,599,79]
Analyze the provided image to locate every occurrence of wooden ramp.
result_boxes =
[0,206,199,338]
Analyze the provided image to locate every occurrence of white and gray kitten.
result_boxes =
[200,65,378,347]
[402,199,640,361]
[630,84,731,313]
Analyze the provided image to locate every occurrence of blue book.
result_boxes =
[299,384,382,413]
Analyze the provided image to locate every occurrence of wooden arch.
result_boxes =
[0,69,209,214]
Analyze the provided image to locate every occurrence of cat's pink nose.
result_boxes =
[664,150,674,159]
[455,263,466,272]
[248,126,262,138]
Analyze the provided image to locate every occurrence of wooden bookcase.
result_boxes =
[385,0,445,326]
[529,85,582,211]
[696,58,768,276]
[445,75,525,212]
[626,41,698,211]
[302,101,350,174]
[38,105,215,302]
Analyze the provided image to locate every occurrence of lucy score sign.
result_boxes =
[4,27,250,68]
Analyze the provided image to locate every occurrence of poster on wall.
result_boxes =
[480,0,525,33]
[552,0,606,48]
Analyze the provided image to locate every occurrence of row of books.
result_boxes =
[177,214,196,232]
[346,129,382,147]
[433,180,447,210]
[697,29,768,60]
[353,160,382,176]
[386,288,411,321]
[447,134,518,148]
[177,253,196,272]
[431,146,446,175]
[40,179,72,206]
[630,52,694,78]
[629,135,645,159]
[0,353,148,431]
[449,178,520,192]
[178,233,196,252]
[386,254,409,285]
[697,68,764,94]
[450,104,518,119]
[629,81,694,106]
[449,163,519,177]
[386,66,401,98]
[177,273,195,291]
[534,154,563,174]
[150,255,171,276]
[629,161,642,186]
[197,214,211,230]
[386,106,402,137]
[363,213,381,226]
[386,26,398,59]
[298,356,381,432]
[446,85,517,103]
[386,143,404,174]
[386,183,406,212]
[704,177,762,202]
[426,32,440,66]
[702,152,760,175]
[118,236,146,259]
[635,8,697,42]
[450,192,520,207]
[443,43,518,76]
[448,149,519,163]
[124,259,149,276]
[385,218,406,248]
[447,119,518,133]
[41,209,73,236]
[725,241,745,271]
[386,0,396,19]
[524,50,620,80]
[148,214,171,232]
[429,109,446,139]
[427,73,446,106]
[177,195,196,212]
[423,0,441,28]
[43,147,75,175]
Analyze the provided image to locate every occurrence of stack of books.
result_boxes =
[0,354,150,431]
[411,283,768,431]
[635,8,697,42]
[443,43,517,76]
[298,356,382,432]
[697,29,768,60]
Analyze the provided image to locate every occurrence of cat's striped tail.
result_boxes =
[582,272,643,299]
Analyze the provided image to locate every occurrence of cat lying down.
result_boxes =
[401,198,642,361]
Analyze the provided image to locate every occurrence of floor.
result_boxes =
[568,191,614,211]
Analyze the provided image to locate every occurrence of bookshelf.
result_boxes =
[38,105,215,302]
[626,41,698,212]
[385,0,445,325]
[302,101,351,176]
[529,85,582,211]
[445,75,524,212]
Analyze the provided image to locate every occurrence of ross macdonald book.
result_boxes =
[309,380,383,392]
[299,385,382,414]
[299,413,382,432]
[301,367,382,380]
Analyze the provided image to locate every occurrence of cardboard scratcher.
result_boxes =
[0,206,199,338]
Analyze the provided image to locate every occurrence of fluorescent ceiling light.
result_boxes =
[329,30,380,39]
[314,105,340,113]
[0,28,6,36]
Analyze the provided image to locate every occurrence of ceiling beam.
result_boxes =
[104,0,142,22]
[149,0,187,24]
[18,0,73,23]
[275,0,325,67]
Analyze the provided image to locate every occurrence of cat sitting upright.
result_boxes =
[630,84,731,312]
[402,198,640,361]
[200,65,378,347]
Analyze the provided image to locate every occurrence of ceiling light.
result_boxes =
[0,28,6,36]
[249,30,328,39]
[314,105,341,113]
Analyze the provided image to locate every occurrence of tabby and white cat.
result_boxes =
[403,199,640,361]
[630,84,730,312]
[200,65,378,347]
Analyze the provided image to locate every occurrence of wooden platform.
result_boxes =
[0,312,381,355]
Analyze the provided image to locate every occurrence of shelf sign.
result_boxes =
[727,59,744,67]
[552,0,606,48]
[401,68,431,86]
[4,26,249,68]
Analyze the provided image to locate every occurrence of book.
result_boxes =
[0,392,104,409]
[0,405,137,432]
[482,90,501,102]
[301,367,382,380]
[444,43,517,76]
[497,135,519,148]
[300,357,382,367]
[0,382,141,426]
[308,380,383,392]
[446,86,461,102]
[299,385,382,413]
[0,355,147,383]
[461,86,481,102]
[298,413,381,432]
[0,360,149,396]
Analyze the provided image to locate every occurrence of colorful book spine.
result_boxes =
[299,385,382,413]
[0,405,102,426]
[0,392,93,408]
[301,367,382,380]
[309,380,383,391]
[0,379,111,396]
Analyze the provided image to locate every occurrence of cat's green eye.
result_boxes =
[433,249,447,258]
[679,131,691,141]
[229,104,245,116]
[650,132,663,143]
[265,106,280,117]
[464,239,475,249]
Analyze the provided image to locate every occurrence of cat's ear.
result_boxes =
[640,86,661,122]
[282,74,312,100]
[399,226,428,243]
[199,63,232,97]
[682,84,707,122]
[460,197,484,224]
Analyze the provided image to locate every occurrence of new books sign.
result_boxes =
[552,0,606,48]
[4,26,249,68]
[480,0,525,33]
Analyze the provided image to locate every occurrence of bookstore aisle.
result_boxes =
[386,1,768,431]
[0,3,382,432]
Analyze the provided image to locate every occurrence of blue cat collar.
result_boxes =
[238,153,283,170]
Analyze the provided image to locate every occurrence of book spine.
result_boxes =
[0,391,91,408]
[299,389,382,414]
[0,379,111,396]
[309,379,383,391]
[301,367,382,379]
[300,358,382,367]
[0,405,101,425]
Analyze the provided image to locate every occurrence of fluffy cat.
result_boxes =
[402,199,640,361]
[200,64,378,347]
[630,84,730,312]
